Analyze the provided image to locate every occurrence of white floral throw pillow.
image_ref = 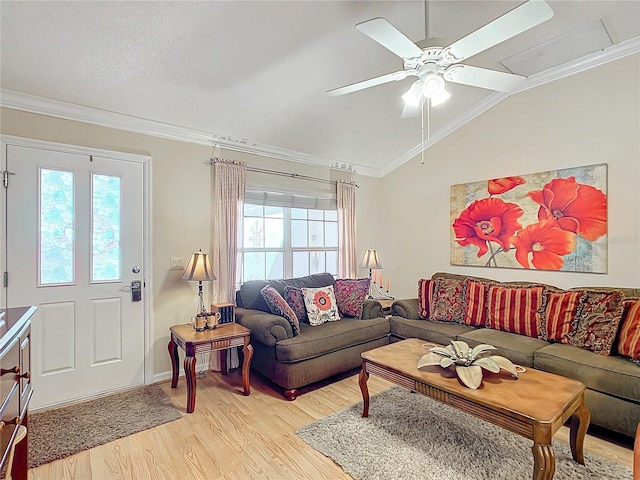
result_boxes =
[301,285,341,326]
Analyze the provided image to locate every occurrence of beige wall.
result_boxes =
[0,109,381,376]
[381,53,640,299]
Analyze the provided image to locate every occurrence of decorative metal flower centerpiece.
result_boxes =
[417,340,519,389]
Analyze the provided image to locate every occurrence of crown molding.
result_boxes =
[1,38,637,179]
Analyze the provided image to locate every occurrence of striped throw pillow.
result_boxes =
[616,299,640,364]
[418,279,431,319]
[543,291,583,343]
[463,279,491,327]
[486,285,544,338]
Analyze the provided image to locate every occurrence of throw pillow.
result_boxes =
[260,285,300,335]
[462,278,492,327]
[542,290,583,343]
[334,278,370,318]
[301,285,341,326]
[417,279,431,319]
[568,289,625,356]
[429,277,465,323]
[617,299,640,365]
[284,286,308,324]
[486,285,544,338]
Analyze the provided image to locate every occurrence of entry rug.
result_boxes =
[296,387,632,480]
[29,384,181,468]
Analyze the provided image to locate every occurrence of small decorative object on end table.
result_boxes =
[168,322,253,413]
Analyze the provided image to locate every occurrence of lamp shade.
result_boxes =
[181,250,216,282]
[359,248,383,270]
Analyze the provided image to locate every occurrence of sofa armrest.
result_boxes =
[361,299,383,319]
[235,307,293,346]
[391,298,421,320]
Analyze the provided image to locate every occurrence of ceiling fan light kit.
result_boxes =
[327,0,555,112]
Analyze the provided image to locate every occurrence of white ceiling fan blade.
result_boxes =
[444,0,554,63]
[444,64,525,92]
[327,71,410,96]
[356,18,424,60]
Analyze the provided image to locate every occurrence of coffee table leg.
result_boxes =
[532,443,555,480]
[358,365,370,418]
[168,339,179,388]
[570,403,590,464]
[184,355,196,413]
[241,342,253,396]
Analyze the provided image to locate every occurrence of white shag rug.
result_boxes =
[296,387,632,480]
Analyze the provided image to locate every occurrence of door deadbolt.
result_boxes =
[131,280,142,302]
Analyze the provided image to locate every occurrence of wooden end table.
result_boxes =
[359,338,590,480]
[168,322,253,413]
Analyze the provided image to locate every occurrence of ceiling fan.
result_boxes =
[327,0,554,108]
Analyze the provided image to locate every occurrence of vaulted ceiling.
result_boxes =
[1,1,639,177]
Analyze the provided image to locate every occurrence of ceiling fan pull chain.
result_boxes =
[421,96,425,165]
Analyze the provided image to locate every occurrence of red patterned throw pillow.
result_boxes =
[616,299,640,364]
[260,285,300,335]
[568,289,625,356]
[334,278,370,318]
[486,285,544,338]
[463,279,492,327]
[284,286,308,324]
[542,291,583,343]
[418,279,431,319]
[301,286,341,326]
[429,277,465,323]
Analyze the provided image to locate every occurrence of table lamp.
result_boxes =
[181,250,216,315]
[359,248,383,279]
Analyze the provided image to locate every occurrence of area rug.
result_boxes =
[296,387,632,480]
[29,384,181,468]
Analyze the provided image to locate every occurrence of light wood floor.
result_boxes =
[30,368,633,480]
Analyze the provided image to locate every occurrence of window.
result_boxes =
[240,204,338,282]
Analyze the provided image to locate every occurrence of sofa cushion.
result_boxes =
[389,316,475,346]
[261,285,300,336]
[542,290,583,343]
[418,279,431,319]
[486,285,544,338]
[334,278,370,318]
[284,286,308,324]
[238,273,335,313]
[568,289,625,356]
[429,277,465,323]
[301,285,340,326]
[534,343,640,403]
[275,317,390,363]
[457,328,549,368]
[462,278,492,327]
[617,299,640,364]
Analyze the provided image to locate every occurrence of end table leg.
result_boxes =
[184,355,196,413]
[242,342,253,396]
[358,365,370,418]
[220,350,228,376]
[168,339,179,388]
[570,403,590,464]
[532,443,556,480]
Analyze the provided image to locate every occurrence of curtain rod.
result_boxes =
[205,158,358,187]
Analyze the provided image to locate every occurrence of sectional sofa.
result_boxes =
[235,272,639,438]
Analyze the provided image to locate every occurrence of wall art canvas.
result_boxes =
[450,164,607,273]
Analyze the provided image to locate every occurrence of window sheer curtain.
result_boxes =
[209,157,246,370]
[337,181,357,278]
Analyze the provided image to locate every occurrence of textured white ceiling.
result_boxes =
[1,1,639,176]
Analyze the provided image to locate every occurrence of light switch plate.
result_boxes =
[170,257,183,270]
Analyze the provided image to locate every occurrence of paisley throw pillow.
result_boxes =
[284,286,308,323]
[334,278,370,318]
[260,285,300,335]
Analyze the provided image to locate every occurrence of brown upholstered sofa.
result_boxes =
[391,271,640,438]
[235,273,388,400]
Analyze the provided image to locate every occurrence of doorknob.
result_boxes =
[132,266,141,274]
[131,280,142,302]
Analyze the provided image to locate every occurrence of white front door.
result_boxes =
[4,142,147,410]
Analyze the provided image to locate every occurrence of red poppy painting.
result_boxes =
[450,164,607,272]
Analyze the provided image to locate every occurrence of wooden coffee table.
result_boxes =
[359,338,590,480]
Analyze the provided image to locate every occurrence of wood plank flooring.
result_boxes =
[29,368,633,479]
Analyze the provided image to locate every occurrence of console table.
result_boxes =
[168,323,253,413]
[0,306,35,480]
